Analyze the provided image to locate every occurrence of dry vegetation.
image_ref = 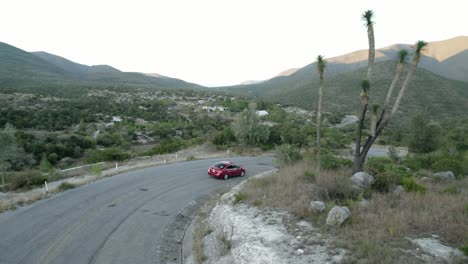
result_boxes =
[239,160,468,263]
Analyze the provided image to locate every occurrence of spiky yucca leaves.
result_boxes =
[362,10,375,81]
[316,55,327,176]
[360,80,370,107]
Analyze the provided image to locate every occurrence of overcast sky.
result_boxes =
[1,0,467,86]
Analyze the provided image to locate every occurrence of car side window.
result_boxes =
[231,165,238,169]
[226,165,234,169]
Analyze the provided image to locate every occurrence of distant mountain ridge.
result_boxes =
[0,42,203,89]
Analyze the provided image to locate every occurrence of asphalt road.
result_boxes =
[0,156,274,264]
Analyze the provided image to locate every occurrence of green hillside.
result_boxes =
[220,60,468,123]
[0,42,203,90]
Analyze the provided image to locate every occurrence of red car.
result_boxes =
[208,161,246,180]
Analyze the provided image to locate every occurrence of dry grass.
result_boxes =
[241,160,354,219]
[240,160,468,263]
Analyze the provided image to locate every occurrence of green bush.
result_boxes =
[441,185,460,195]
[401,177,426,193]
[234,192,246,204]
[145,138,184,155]
[370,163,412,193]
[460,244,468,256]
[366,157,393,175]
[321,154,353,170]
[274,144,302,167]
[84,148,130,163]
[303,170,316,182]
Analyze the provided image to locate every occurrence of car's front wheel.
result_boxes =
[240,171,245,177]
[224,174,229,180]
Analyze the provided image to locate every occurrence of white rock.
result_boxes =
[326,206,350,226]
[296,249,304,255]
[433,171,456,181]
[410,238,463,260]
[309,201,326,213]
[351,171,375,188]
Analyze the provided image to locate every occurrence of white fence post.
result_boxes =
[44,181,49,193]
[227,149,230,155]
[115,162,118,171]
[175,153,178,160]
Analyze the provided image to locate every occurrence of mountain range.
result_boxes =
[0,36,467,121]
[0,42,202,90]
[218,36,468,122]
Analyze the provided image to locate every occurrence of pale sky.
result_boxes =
[1,0,467,86]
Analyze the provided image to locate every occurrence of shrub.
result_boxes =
[401,177,426,193]
[274,144,302,167]
[84,148,130,163]
[460,244,468,256]
[441,185,460,195]
[303,170,316,182]
[146,138,184,155]
[233,192,246,204]
[321,154,353,170]
[370,164,412,193]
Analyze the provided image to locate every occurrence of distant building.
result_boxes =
[202,106,227,112]
[112,116,122,122]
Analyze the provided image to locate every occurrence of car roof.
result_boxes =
[217,161,234,164]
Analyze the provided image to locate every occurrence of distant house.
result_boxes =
[256,110,269,117]
[112,116,122,122]
[202,106,227,112]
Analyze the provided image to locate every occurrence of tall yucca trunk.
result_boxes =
[370,104,379,137]
[391,53,421,116]
[367,24,375,81]
[316,55,326,177]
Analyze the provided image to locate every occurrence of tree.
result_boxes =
[409,114,441,153]
[353,9,427,171]
[232,103,269,147]
[0,124,19,174]
[316,55,327,176]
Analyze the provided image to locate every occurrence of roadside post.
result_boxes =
[44,181,49,193]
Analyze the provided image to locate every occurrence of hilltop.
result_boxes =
[0,42,203,90]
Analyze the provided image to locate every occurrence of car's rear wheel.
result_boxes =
[240,171,245,177]
[224,174,229,180]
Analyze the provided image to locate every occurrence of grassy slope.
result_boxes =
[0,42,204,90]
[220,60,468,123]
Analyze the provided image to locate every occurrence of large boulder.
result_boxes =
[432,171,455,182]
[309,201,326,213]
[351,171,374,195]
[326,206,350,226]
[351,172,375,188]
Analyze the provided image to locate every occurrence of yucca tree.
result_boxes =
[353,41,427,171]
[362,10,375,81]
[354,10,375,170]
[316,55,326,176]
[354,79,370,168]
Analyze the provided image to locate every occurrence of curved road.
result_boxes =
[0,156,274,264]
